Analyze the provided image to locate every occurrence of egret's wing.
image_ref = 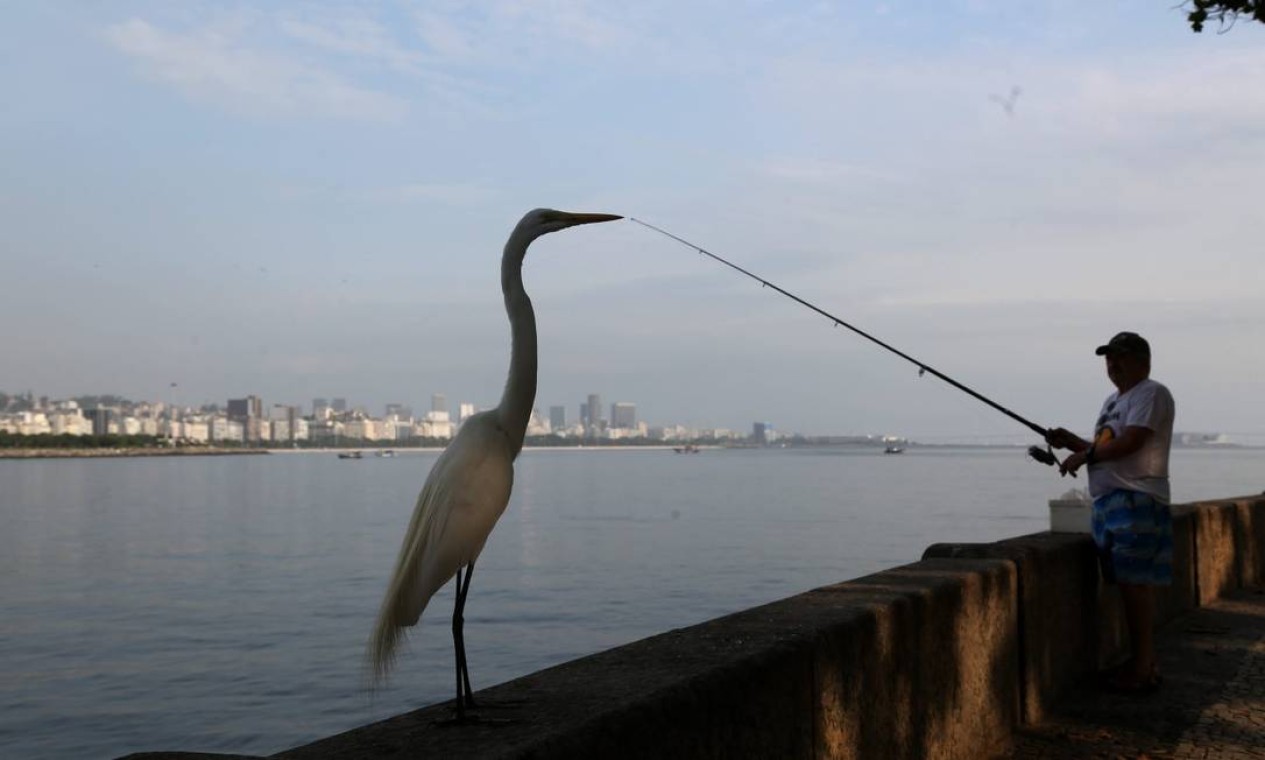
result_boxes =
[405,428,514,624]
[369,413,513,680]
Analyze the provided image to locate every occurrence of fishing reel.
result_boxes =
[1028,444,1076,478]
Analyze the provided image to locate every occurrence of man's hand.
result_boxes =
[1060,449,1088,476]
[1045,427,1084,451]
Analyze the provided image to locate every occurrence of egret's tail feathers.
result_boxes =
[368,601,409,686]
[367,480,453,683]
[368,559,433,684]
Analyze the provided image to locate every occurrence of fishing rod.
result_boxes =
[629,217,1073,473]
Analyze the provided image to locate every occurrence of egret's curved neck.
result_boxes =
[497,234,537,458]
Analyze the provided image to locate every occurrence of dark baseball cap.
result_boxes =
[1095,331,1150,358]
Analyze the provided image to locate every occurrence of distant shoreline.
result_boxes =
[274,445,699,454]
[3,442,1252,461]
[0,447,271,460]
[0,444,715,460]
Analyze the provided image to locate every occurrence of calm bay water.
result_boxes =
[2,446,1262,759]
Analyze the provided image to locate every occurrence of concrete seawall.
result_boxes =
[122,494,1265,760]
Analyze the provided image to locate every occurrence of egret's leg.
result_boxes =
[452,565,467,720]
[439,561,517,726]
[457,561,477,707]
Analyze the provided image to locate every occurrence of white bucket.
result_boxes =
[1049,489,1092,533]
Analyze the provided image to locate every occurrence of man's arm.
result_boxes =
[1061,425,1153,475]
[1046,427,1090,452]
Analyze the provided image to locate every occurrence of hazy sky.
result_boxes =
[3,2,1262,440]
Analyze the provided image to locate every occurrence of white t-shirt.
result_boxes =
[1087,378,1175,503]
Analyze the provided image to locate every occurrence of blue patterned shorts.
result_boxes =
[1091,489,1173,586]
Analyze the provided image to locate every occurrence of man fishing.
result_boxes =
[1045,331,1176,694]
[629,223,1179,691]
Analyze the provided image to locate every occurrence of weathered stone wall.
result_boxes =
[1181,497,1265,602]
[922,532,1099,726]
[267,560,1018,760]
[119,495,1265,760]
[924,495,1263,727]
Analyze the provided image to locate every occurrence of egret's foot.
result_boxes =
[434,710,517,727]
[466,696,527,710]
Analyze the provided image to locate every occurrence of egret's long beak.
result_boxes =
[554,211,623,227]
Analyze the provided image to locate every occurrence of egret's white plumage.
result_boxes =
[368,208,621,714]
[369,411,513,674]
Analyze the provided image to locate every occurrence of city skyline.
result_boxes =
[2,384,1252,448]
[3,387,670,430]
[2,4,1263,440]
[0,386,770,443]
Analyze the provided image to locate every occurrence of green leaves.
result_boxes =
[1186,0,1264,32]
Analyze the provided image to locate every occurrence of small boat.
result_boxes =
[375,449,396,458]
[884,446,905,455]
[338,451,363,460]
[673,444,701,454]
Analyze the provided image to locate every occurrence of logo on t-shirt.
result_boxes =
[1094,400,1118,446]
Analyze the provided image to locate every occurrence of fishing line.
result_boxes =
[629,217,1052,441]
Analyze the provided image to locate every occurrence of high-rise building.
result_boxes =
[227,396,262,420]
[87,408,114,436]
[312,398,327,414]
[611,402,637,429]
[331,397,347,413]
[431,394,447,414]
[269,405,299,443]
[549,405,566,431]
[753,422,771,445]
[586,394,602,429]
[385,403,411,419]
[228,395,264,443]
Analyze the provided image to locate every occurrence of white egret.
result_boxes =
[369,208,622,719]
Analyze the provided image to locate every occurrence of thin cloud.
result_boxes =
[102,17,407,122]
[272,181,499,206]
[1063,50,1265,144]
[478,0,629,53]
[413,11,476,62]
[740,44,1265,313]
[410,2,641,67]
[277,15,424,69]
[275,10,509,118]
[761,158,909,186]
[382,182,499,205]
